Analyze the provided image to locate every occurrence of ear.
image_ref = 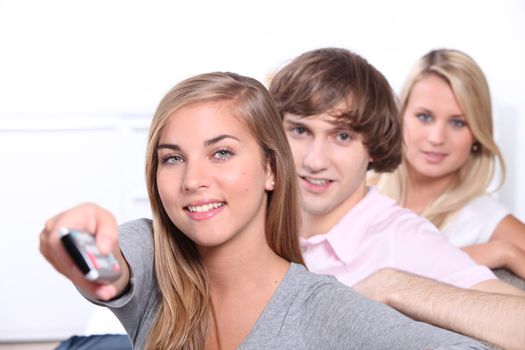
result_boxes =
[265,161,275,191]
[366,153,374,171]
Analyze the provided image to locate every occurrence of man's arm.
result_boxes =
[353,268,525,350]
[471,278,525,296]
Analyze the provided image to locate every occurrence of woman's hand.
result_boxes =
[462,240,525,280]
[39,203,130,301]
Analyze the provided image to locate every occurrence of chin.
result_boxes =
[302,204,332,216]
[420,170,452,180]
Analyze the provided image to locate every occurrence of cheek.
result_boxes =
[289,142,305,167]
[219,167,254,195]
[403,126,427,158]
[455,132,474,158]
[156,176,170,206]
[156,171,179,203]
[336,150,367,175]
[242,171,250,193]
[403,121,421,145]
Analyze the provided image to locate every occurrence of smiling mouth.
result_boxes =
[422,151,447,163]
[302,176,332,185]
[423,151,446,156]
[186,202,225,213]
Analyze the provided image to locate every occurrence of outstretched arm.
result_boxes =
[354,267,525,350]
[39,203,130,301]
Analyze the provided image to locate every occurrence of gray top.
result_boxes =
[93,219,488,349]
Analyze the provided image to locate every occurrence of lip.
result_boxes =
[184,199,225,221]
[422,151,447,164]
[300,175,333,193]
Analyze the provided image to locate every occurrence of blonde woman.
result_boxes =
[377,49,525,280]
[39,72,486,349]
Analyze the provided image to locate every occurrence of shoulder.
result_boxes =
[463,195,509,215]
[119,218,153,234]
[118,218,154,246]
[284,264,366,311]
[341,188,436,236]
[286,263,345,288]
[366,194,440,239]
[442,195,510,245]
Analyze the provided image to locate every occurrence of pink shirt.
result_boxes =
[301,187,495,288]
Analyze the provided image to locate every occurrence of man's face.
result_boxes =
[283,112,370,234]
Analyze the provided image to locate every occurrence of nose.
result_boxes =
[303,139,330,172]
[427,122,446,146]
[182,160,210,192]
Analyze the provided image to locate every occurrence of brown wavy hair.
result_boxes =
[269,47,401,172]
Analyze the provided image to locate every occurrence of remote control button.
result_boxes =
[87,252,99,269]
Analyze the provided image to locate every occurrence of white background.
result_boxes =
[0,0,524,342]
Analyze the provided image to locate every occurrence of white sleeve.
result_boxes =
[441,196,510,247]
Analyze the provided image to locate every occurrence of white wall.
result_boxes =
[0,0,524,341]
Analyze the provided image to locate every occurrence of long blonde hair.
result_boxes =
[144,72,304,349]
[378,49,506,229]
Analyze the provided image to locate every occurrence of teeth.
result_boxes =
[305,177,329,185]
[187,202,223,212]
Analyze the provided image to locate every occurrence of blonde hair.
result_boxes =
[144,72,304,349]
[378,49,506,229]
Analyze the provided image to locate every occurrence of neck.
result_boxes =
[200,236,289,297]
[201,238,289,350]
[404,167,454,214]
[300,184,368,238]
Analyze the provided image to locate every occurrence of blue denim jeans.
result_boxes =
[55,334,132,350]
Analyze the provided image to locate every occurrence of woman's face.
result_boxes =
[403,74,474,184]
[156,101,274,250]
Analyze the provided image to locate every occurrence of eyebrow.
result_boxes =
[414,107,465,118]
[413,107,434,115]
[205,134,240,146]
[156,134,240,151]
[283,119,304,127]
[284,117,352,131]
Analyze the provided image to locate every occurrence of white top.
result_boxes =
[442,195,510,247]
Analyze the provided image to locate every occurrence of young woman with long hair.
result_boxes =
[377,49,525,280]
[40,72,488,349]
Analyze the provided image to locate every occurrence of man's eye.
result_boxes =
[293,127,306,135]
[337,133,351,142]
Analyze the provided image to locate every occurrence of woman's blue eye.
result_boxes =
[450,119,467,128]
[416,113,432,122]
[213,149,234,160]
[162,154,184,164]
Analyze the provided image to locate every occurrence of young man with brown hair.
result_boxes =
[269,47,525,350]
